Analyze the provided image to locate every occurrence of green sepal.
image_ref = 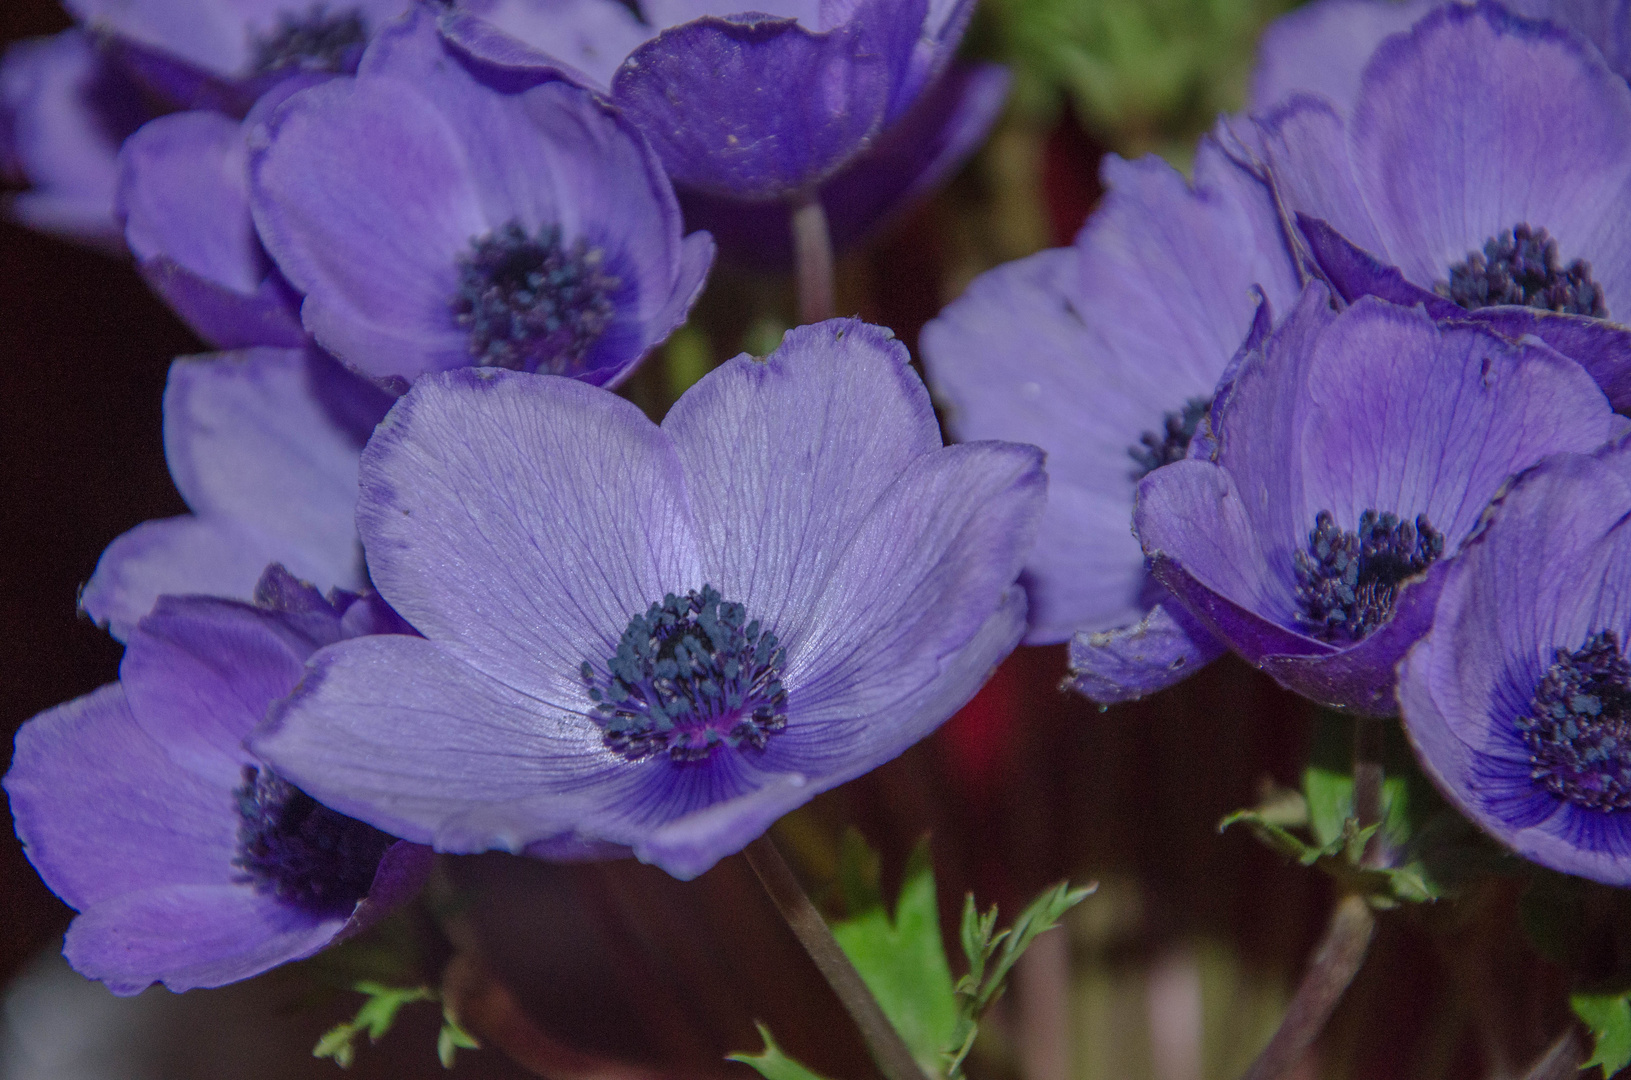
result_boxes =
[1573,990,1631,1076]
[728,1024,833,1080]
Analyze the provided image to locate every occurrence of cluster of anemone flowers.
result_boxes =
[8,0,1631,1074]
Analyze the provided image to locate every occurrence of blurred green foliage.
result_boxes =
[975,0,1299,156]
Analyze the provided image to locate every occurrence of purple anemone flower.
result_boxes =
[439,0,992,210]
[1135,286,1629,716]
[1400,435,1631,885]
[1249,2,1631,410]
[5,567,431,995]
[80,346,390,641]
[61,0,413,113]
[116,78,319,350]
[1250,0,1631,116]
[1,30,153,250]
[920,135,1299,703]
[250,319,1044,880]
[249,10,712,388]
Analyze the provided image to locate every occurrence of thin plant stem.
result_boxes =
[1238,893,1377,1080]
[791,195,835,325]
[743,833,931,1080]
[1237,716,1388,1080]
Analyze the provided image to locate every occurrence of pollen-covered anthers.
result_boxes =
[249,4,368,74]
[1129,396,1211,480]
[1294,509,1443,643]
[232,765,392,912]
[1519,630,1631,811]
[452,220,620,375]
[1437,223,1607,317]
[584,586,788,763]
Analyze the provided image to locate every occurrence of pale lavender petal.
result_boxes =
[1250,0,1435,114]
[443,0,654,91]
[355,368,701,707]
[662,320,942,645]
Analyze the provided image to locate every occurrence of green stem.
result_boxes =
[743,834,930,1080]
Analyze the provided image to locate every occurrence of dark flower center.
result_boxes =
[1129,396,1211,480]
[249,4,368,75]
[1293,510,1443,643]
[233,766,393,912]
[452,221,620,375]
[582,585,788,763]
[1436,223,1607,317]
[1518,630,1631,811]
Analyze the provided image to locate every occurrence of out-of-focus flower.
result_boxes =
[61,0,414,112]
[1250,2,1631,409]
[1135,286,1628,716]
[249,11,712,388]
[251,320,1044,880]
[440,0,1002,234]
[80,347,389,641]
[920,134,1298,703]
[116,77,319,350]
[1251,0,1631,116]
[1400,435,1631,886]
[1,30,153,250]
[5,567,431,995]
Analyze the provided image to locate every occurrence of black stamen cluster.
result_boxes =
[583,585,787,763]
[1518,630,1631,811]
[452,221,620,374]
[1438,223,1607,317]
[1294,509,1443,642]
[1129,396,1211,480]
[233,766,392,912]
[249,4,368,74]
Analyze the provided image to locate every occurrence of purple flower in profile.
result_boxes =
[61,0,413,112]
[1,30,154,250]
[1249,0,1631,117]
[1250,2,1631,410]
[249,10,712,388]
[439,0,999,218]
[116,79,319,350]
[250,319,1044,880]
[1400,435,1631,885]
[1135,286,1629,716]
[5,567,431,995]
[80,346,390,641]
[920,135,1299,703]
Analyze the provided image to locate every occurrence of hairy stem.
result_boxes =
[743,834,930,1080]
[1239,893,1377,1080]
[1516,1027,1586,1080]
[791,196,835,325]
[1352,715,1386,865]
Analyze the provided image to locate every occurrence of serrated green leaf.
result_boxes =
[831,839,958,1072]
[728,1024,832,1080]
[1573,991,1631,1075]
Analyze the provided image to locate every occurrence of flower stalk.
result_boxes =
[792,195,836,325]
[743,834,932,1080]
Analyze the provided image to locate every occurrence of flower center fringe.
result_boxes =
[233,766,392,912]
[584,585,788,763]
[1519,630,1631,811]
[1294,509,1443,643]
[452,220,620,374]
[1437,223,1607,317]
[1129,396,1211,480]
[249,4,368,74]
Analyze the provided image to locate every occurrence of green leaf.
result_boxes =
[437,1013,480,1069]
[728,1024,832,1080]
[312,981,441,1069]
[831,838,959,1072]
[1573,991,1631,1075]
